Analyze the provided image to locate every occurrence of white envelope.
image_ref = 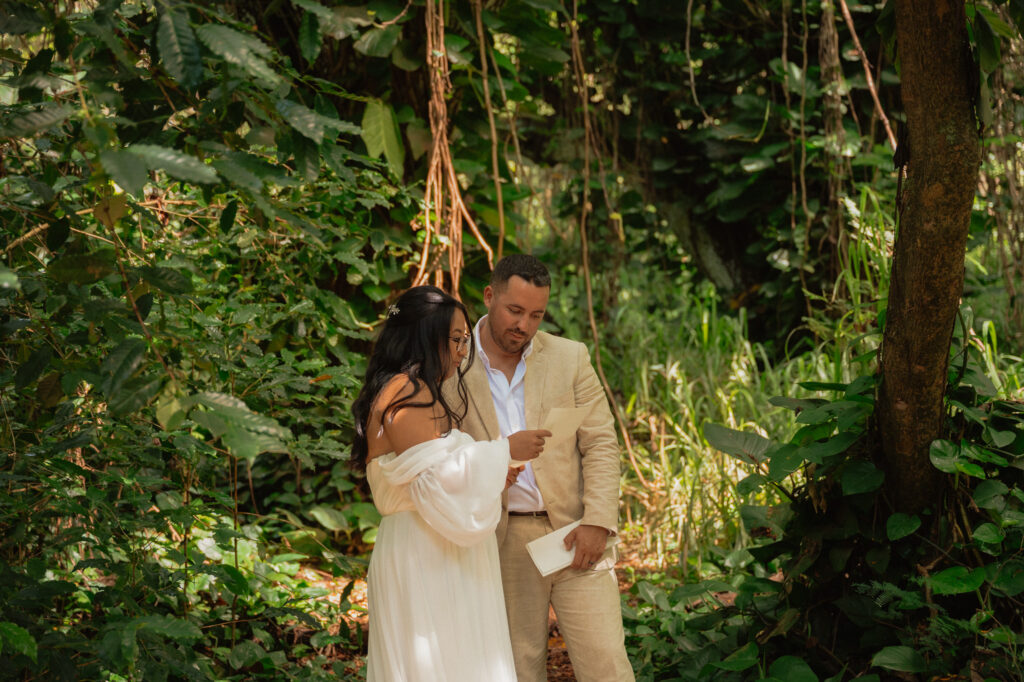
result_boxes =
[525,520,620,576]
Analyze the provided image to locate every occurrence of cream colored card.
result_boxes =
[541,406,590,446]
[525,520,620,576]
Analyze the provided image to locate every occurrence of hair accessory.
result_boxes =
[386,304,400,318]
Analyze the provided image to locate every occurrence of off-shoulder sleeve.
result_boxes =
[376,432,510,547]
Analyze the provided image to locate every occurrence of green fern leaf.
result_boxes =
[157,8,202,87]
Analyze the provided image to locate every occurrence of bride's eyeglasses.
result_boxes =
[450,334,472,353]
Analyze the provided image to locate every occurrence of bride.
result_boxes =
[351,285,550,681]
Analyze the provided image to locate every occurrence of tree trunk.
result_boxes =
[878,0,980,513]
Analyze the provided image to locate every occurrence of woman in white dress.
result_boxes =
[351,286,550,682]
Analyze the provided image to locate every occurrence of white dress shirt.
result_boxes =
[473,316,546,512]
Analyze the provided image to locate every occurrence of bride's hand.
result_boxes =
[508,429,551,462]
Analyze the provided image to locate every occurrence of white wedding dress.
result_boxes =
[365,429,517,682]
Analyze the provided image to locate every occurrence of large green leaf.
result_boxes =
[15,347,51,391]
[100,149,148,197]
[156,389,188,431]
[767,444,803,480]
[290,0,334,21]
[213,158,264,193]
[930,566,986,595]
[217,564,251,596]
[100,338,148,397]
[768,396,827,412]
[0,103,73,137]
[354,25,401,58]
[929,439,959,473]
[195,23,281,87]
[0,622,37,662]
[157,7,202,87]
[767,656,818,682]
[277,99,327,144]
[192,410,229,439]
[712,641,758,671]
[841,461,884,495]
[308,505,350,531]
[107,375,162,416]
[740,503,791,538]
[961,442,1008,466]
[703,423,771,464]
[796,400,862,425]
[137,265,193,294]
[885,512,920,541]
[870,646,925,673]
[222,426,288,462]
[361,99,405,178]
[298,11,322,63]
[973,522,1005,545]
[128,144,218,183]
[194,392,291,439]
[292,131,320,181]
[799,431,860,463]
[973,479,1009,510]
[798,381,848,392]
[975,9,1001,74]
[228,640,267,669]
[991,559,1024,597]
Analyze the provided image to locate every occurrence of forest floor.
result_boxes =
[310,542,664,680]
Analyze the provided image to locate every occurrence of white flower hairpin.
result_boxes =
[386,304,400,318]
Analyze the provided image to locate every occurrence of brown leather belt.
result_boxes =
[507,510,548,517]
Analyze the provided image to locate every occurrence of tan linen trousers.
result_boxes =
[499,516,635,682]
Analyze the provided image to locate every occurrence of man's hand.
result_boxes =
[563,524,610,570]
[504,466,519,490]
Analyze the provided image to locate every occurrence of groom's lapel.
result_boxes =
[524,334,550,482]
[524,333,548,431]
[464,360,500,439]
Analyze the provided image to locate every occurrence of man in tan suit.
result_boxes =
[455,254,634,681]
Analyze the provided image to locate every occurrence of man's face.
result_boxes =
[483,275,550,355]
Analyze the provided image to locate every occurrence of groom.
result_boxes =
[456,254,634,681]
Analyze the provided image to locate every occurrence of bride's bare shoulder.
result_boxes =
[367,375,437,461]
[373,374,429,412]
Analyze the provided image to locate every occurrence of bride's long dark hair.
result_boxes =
[350,286,474,470]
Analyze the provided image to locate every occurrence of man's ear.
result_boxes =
[482,285,494,307]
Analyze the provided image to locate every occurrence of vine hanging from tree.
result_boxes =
[413,0,494,293]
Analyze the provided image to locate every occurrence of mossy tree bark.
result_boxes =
[878,0,981,513]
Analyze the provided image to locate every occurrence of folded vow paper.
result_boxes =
[510,405,591,469]
[525,519,620,576]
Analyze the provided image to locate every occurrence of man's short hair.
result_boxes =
[491,254,551,290]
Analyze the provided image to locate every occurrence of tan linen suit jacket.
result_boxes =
[449,330,621,543]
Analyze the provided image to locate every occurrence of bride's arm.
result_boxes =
[405,436,510,546]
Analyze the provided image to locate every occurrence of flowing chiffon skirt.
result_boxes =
[365,430,517,682]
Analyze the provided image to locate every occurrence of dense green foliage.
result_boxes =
[2,0,1024,680]
[0,0,414,676]
[624,324,1024,680]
